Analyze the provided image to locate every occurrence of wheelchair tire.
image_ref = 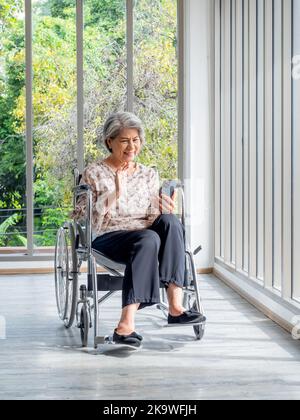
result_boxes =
[80,306,89,347]
[193,324,205,341]
[54,223,78,329]
[192,300,205,341]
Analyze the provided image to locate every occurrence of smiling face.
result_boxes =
[107,128,142,164]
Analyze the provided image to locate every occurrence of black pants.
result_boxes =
[92,214,185,309]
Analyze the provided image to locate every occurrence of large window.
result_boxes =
[0,0,179,258]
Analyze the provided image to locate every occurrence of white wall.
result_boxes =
[184,0,215,269]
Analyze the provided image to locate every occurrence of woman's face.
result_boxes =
[107,128,142,164]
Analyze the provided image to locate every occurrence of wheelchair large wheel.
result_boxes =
[54,223,78,328]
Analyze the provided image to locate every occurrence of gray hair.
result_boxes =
[101,112,145,153]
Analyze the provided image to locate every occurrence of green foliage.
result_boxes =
[0,1,26,221]
[37,0,76,19]
[0,212,26,246]
[34,207,71,246]
[0,0,23,32]
[33,177,72,246]
[0,0,178,247]
[85,0,125,29]
[0,135,26,206]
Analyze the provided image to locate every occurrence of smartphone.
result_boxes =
[159,180,178,198]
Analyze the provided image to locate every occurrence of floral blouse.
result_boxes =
[72,160,161,238]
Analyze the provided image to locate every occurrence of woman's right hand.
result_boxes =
[115,163,129,199]
[158,192,176,214]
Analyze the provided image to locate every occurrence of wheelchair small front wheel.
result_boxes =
[80,306,89,347]
[193,324,205,341]
[190,299,205,341]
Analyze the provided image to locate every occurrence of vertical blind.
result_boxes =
[215,0,300,304]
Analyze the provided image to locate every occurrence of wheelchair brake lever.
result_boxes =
[193,245,202,256]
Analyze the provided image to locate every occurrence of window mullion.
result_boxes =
[235,0,243,271]
[76,0,84,173]
[215,0,221,258]
[249,0,257,279]
[224,0,231,264]
[282,0,292,300]
[25,0,33,256]
[264,0,274,289]
[126,0,134,113]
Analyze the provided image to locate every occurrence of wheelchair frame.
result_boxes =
[54,168,206,349]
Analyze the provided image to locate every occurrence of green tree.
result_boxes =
[0,0,178,247]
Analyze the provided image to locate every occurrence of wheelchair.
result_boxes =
[54,168,206,349]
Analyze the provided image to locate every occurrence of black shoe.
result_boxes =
[130,332,143,341]
[168,310,206,325]
[112,330,142,347]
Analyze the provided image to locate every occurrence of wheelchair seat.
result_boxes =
[92,249,126,275]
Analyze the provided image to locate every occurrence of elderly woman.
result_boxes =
[73,112,203,347]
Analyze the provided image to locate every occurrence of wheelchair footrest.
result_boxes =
[163,319,206,328]
[88,274,124,292]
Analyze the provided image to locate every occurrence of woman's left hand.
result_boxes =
[158,192,177,214]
